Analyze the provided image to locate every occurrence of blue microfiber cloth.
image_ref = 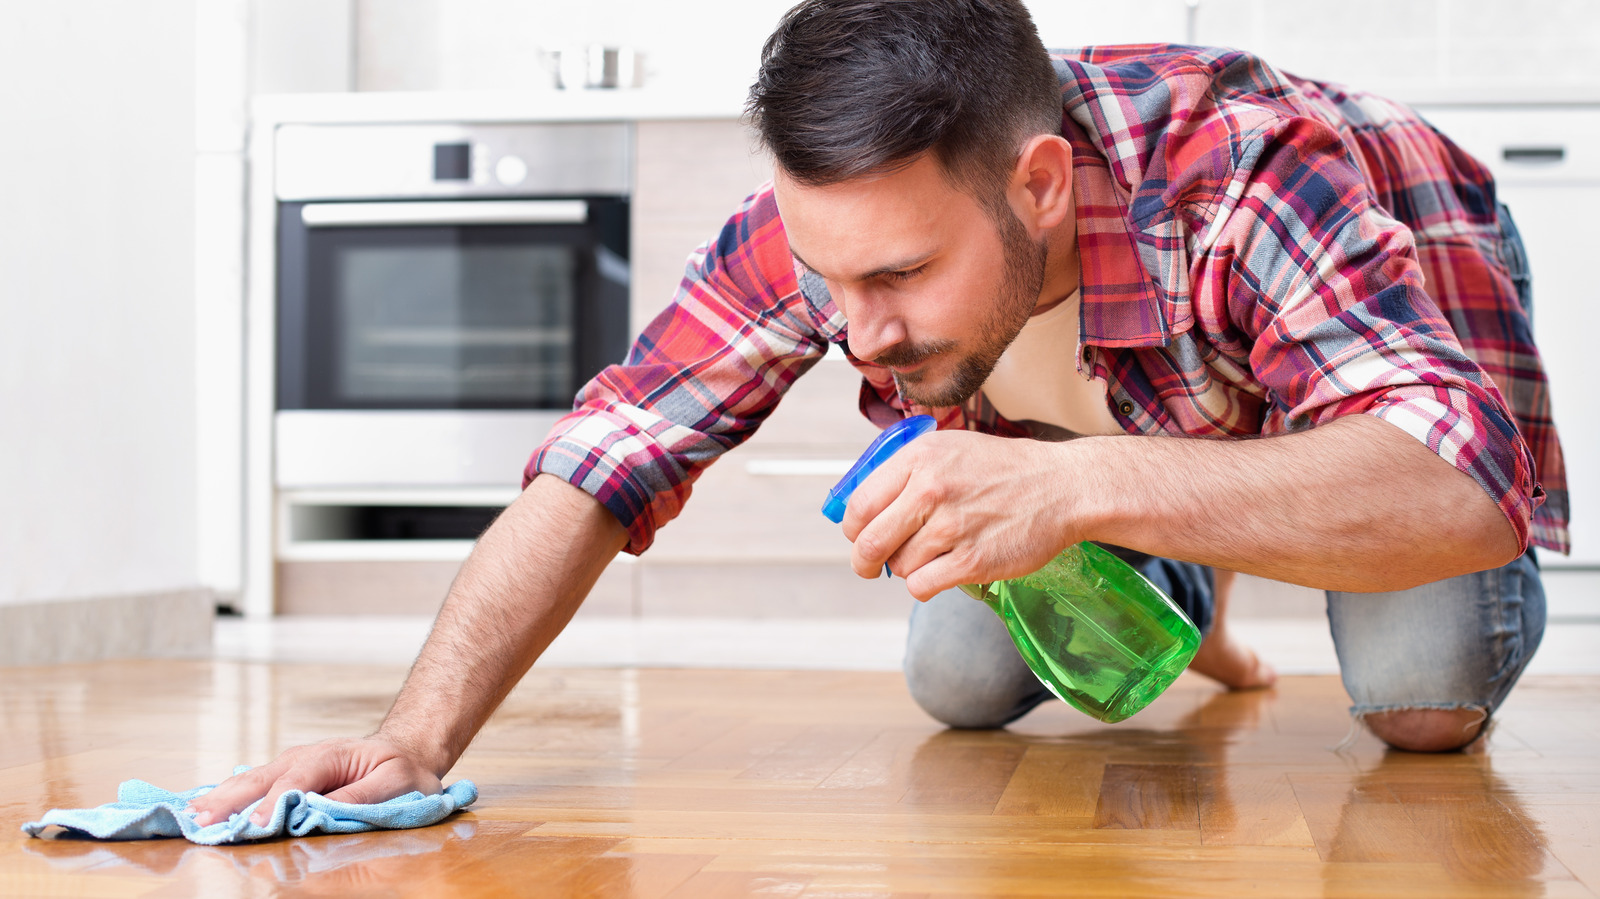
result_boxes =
[21,767,477,845]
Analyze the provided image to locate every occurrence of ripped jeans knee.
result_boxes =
[1354,704,1491,753]
[1327,553,1544,750]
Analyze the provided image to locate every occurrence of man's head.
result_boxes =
[748,0,1073,407]
[748,0,1062,217]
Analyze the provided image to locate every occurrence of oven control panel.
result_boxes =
[275,122,632,201]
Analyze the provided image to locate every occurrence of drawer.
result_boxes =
[1416,107,1600,185]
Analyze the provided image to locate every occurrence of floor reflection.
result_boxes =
[24,818,476,894]
[1319,750,1554,893]
[905,683,1277,822]
[903,685,1564,894]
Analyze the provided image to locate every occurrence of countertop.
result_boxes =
[252,84,753,127]
[252,83,1600,130]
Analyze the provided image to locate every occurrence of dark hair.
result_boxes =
[747,0,1061,215]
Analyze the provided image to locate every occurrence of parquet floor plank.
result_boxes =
[990,744,1106,818]
[1198,767,1315,848]
[1090,763,1200,830]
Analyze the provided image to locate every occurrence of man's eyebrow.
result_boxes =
[788,245,936,282]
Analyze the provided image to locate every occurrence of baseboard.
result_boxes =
[275,556,909,620]
[1225,573,1328,620]
[0,588,214,666]
[275,559,635,617]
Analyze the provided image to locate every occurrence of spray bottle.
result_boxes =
[822,415,1201,723]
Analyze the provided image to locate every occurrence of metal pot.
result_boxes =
[552,46,642,90]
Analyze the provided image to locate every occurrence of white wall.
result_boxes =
[1193,0,1600,101]
[349,0,1190,93]
[348,0,1598,101]
[255,0,353,94]
[0,2,199,607]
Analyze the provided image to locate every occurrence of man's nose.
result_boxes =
[837,286,905,363]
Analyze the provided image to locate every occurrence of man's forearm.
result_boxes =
[1076,414,1521,592]
[376,474,628,776]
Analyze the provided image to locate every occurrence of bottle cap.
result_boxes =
[820,414,937,524]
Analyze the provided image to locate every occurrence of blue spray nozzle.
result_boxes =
[821,414,937,524]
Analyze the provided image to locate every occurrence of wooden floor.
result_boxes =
[2,661,1598,898]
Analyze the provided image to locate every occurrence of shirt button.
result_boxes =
[1118,400,1135,416]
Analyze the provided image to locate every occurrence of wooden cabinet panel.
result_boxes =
[629,116,885,575]
[631,118,880,451]
[632,119,775,327]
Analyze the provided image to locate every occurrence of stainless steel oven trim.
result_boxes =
[274,122,632,201]
[275,410,565,489]
[301,199,590,228]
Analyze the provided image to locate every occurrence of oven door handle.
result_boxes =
[300,200,589,227]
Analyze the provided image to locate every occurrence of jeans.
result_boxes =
[903,552,1545,728]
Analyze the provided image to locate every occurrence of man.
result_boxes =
[190,0,1566,824]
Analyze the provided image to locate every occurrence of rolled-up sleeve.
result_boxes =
[1218,116,1542,551]
[525,186,835,554]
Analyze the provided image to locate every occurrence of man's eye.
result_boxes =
[884,265,927,283]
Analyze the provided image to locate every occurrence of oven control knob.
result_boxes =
[495,155,528,186]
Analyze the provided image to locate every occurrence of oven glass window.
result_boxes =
[336,243,576,405]
[278,198,630,411]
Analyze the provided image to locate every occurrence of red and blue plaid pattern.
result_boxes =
[528,44,1567,557]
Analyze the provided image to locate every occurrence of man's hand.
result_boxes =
[185,737,442,826]
[840,430,1082,600]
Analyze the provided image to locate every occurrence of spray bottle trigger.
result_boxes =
[820,414,937,524]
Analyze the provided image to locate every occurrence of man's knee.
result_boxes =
[902,588,1049,729]
[1362,707,1486,752]
[903,589,1048,729]
[903,651,1041,729]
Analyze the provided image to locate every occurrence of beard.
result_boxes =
[881,209,1048,408]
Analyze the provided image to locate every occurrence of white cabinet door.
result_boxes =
[1418,108,1600,567]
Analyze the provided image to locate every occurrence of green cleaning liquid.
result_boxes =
[958,541,1200,722]
[821,415,1201,724]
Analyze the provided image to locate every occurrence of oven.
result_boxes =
[270,122,632,490]
[244,122,633,617]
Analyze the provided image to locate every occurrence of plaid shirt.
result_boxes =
[528,44,1569,557]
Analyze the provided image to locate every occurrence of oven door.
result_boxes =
[276,197,630,411]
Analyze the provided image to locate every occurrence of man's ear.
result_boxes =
[1009,134,1073,235]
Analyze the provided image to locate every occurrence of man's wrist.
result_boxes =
[375,722,456,778]
[1050,434,1127,551]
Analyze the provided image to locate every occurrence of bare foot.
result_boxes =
[1188,569,1277,690]
[1189,624,1278,690]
